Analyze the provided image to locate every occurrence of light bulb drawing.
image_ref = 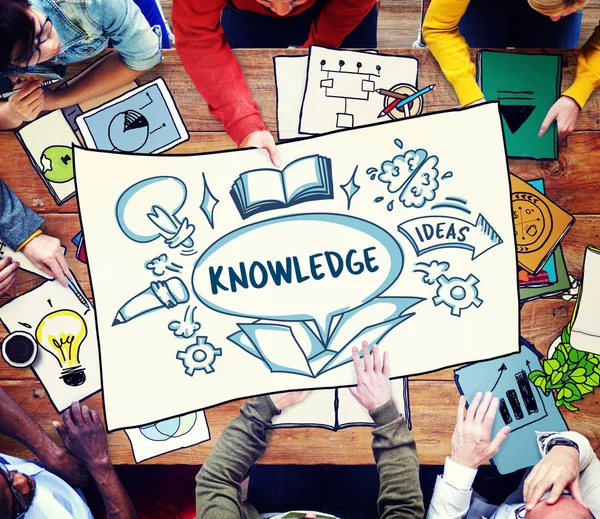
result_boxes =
[318,58,381,129]
[35,310,88,387]
[116,176,195,250]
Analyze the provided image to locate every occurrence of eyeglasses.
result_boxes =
[0,462,29,519]
[25,15,53,72]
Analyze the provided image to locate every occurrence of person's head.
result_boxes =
[526,496,593,519]
[0,0,60,72]
[256,0,309,17]
[527,0,589,21]
[0,462,36,519]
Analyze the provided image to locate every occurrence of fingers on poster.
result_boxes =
[0,276,101,412]
[125,411,210,463]
[455,339,568,474]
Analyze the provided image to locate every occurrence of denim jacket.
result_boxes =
[0,180,45,251]
[29,0,163,71]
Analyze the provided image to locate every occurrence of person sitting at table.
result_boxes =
[172,0,378,167]
[0,0,163,130]
[195,342,424,518]
[423,0,598,142]
[426,391,600,518]
[0,387,137,518]
[0,179,70,290]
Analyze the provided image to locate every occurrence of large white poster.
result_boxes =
[74,104,519,431]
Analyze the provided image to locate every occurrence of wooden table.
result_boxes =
[0,49,599,465]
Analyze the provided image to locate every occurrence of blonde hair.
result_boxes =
[528,0,589,15]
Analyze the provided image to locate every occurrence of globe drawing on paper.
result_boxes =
[139,412,197,441]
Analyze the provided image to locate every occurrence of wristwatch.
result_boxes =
[546,437,580,453]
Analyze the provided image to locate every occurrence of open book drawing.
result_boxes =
[230,154,333,219]
[227,297,422,378]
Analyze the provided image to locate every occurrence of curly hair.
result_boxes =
[0,0,37,72]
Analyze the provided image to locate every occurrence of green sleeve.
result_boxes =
[370,399,424,519]
[196,396,281,519]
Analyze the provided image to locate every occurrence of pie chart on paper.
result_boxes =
[108,110,150,152]
[139,412,197,441]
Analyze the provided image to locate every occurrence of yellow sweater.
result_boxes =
[423,0,600,108]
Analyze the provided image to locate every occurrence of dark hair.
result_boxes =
[0,0,36,72]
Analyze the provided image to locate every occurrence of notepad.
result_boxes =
[230,154,333,219]
[510,174,574,275]
[570,246,600,355]
[477,51,561,160]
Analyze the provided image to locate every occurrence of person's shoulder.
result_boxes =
[78,0,133,27]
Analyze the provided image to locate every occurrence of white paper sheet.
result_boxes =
[74,104,519,431]
[0,278,101,411]
[571,246,600,354]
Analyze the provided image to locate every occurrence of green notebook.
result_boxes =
[477,51,562,160]
[519,244,570,302]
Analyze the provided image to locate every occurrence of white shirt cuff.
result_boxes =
[442,457,478,491]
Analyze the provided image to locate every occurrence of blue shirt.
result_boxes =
[29,0,163,71]
[0,454,92,519]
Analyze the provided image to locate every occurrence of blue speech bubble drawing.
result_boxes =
[192,213,403,340]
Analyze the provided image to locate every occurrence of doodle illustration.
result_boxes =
[368,139,452,211]
[77,78,189,155]
[176,336,222,376]
[40,145,74,183]
[433,274,483,317]
[455,339,567,474]
[116,176,196,250]
[113,277,190,326]
[73,103,519,431]
[0,278,101,412]
[299,47,419,135]
[376,84,434,121]
[125,411,210,463]
[36,310,88,386]
[200,172,219,229]
[512,191,552,253]
[168,305,201,339]
[230,155,333,219]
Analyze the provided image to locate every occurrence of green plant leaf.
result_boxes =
[540,378,548,393]
[555,349,566,365]
[578,383,594,395]
[544,359,560,374]
[562,325,571,345]
[564,401,579,412]
[551,371,563,385]
[529,371,544,383]
[569,348,586,364]
[565,382,581,398]
[571,367,587,383]
[557,388,565,400]
[587,373,600,386]
[589,356,599,365]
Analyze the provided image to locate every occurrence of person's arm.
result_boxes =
[522,431,599,513]
[427,392,510,519]
[172,0,279,165]
[54,402,136,519]
[303,0,377,48]
[43,0,162,111]
[0,388,89,487]
[195,392,308,518]
[539,24,600,142]
[0,179,70,286]
[422,0,484,107]
[0,80,45,130]
[349,342,424,518]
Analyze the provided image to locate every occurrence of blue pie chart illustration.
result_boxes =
[108,110,150,152]
[139,412,197,441]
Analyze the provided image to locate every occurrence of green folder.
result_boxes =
[477,51,562,160]
[519,244,570,302]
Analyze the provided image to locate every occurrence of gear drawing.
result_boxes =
[176,336,222,376]
[433,274,483,317]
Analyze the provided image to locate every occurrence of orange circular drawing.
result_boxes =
[384,84,423,120]
[512,191,553,253]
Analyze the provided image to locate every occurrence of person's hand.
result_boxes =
[53,402,110,470]
[5,80,44,124]
[21,233,70,287]
[39,87,61,112]
[349,341,391,411]
[0,256,19,296]
[451,392,510,469]
[269,391,311,411]
[465,97,486,107]
[41,442,90,488]
[523,444,587,511]
[239,131,281,167]
[539,96,580,142]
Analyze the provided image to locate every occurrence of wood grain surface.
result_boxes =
[0,49,599,465]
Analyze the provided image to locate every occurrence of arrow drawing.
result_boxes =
[491,363,507,392]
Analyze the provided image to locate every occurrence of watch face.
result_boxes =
[512,191,553,253]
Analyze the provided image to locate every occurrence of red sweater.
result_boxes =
[173,0,377,146]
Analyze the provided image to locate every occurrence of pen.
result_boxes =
[66,276,90,309]
[377,84,435,118]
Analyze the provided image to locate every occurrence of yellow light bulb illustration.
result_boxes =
[35,310,87,387]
